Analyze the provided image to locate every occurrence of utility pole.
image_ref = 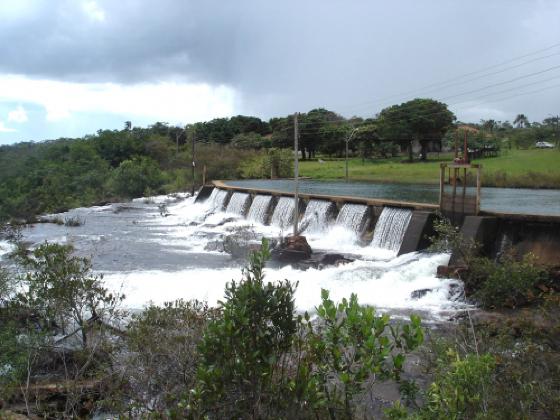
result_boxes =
[345,128,358,182]
[191,128,196,196]
[293,112,299,236]
[550,114,560,147]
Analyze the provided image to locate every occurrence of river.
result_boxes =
[2,192,470,322]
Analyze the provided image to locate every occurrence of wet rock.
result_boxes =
[410,288,432,299]
[271,235,312,263]
[204,240,225,252]
[112,205,136,214]
[283,235,312,257]
[319,253,354,267]
[437,265,467,279]
[447,282,465,300]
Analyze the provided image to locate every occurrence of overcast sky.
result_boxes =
[1,0,559,144]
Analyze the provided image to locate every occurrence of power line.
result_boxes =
[336,41,560,114]
[289,67,560,134]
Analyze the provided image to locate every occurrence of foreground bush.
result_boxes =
[464,253,549,308]
[108,300,216,416]
[193,238,298,418]
[192,238,424,419]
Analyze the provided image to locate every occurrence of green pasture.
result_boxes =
[298,149,560,188]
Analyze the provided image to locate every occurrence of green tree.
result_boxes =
[16,243,124,349]
[108,156,163,198]
[299,108,344,159]
[378,98,455,161]
[513,113,530,128]
[231,131,269,149]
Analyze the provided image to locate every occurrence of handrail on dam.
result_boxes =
[211,180,439,211]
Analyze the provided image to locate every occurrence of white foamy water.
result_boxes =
[0,240,15,258]
[132,192,190,204]
[102,252,459,317]
[371,207,413,252]
[19,190,467,320]
[301,200,335,233]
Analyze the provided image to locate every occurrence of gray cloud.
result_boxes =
[1,0,559,121]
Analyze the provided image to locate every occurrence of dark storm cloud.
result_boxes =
[1,0,559,120]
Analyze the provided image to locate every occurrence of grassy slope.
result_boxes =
[299,149,560,188]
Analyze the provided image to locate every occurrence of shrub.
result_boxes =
[193,238,425,418]
[16,242,125,348]
[112,300,215,416]
[428,216,479,265]
[466,253,548,308]
[422,352,495,420]
[301,290,425,418]
[193,238,298,418]
[108,156,163,198]
[240,148,294,178]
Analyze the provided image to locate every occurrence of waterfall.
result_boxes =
[225,192,251,216]
[301,200,336,233]
[371,207,413,252]
[335,203,368,233]
[247,195,273,224]
[206,189,229,213]
[270,196,295,229]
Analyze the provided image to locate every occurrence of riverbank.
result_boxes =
[299,149,560,189]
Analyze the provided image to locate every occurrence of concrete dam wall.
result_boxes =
[197,183,560,264]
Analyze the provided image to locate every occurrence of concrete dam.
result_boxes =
[197,181,560,265]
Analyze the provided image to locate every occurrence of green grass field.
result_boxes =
[299,149,560,188]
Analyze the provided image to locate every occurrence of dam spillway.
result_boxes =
[247,195,273,224]
[335,204,369,235]
[270,196,296,229]
[225,192,251,216]
[371,207,413,252]
[300,200,336,233]
[196,181,560,264]
[197,185,417,255]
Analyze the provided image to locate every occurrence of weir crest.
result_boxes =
[335,203,369,234]
[247,195,273,224]
[206,188,229,213]
[225,192,251,215]
[301,200,336,233]
[270,196,295,229]
[371,207,413,252]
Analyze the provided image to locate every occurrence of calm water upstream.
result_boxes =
[226,180,560,216]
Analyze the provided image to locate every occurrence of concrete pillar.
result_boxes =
[398,211,436,255]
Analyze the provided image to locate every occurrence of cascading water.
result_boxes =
[16,190,465,320]
[335,204,368,234]
[270,196,295,229]
[205,189,229,213]
[247,195,273,224]
[225,192,251,216]
[371,207,413,252]
[301,200,335,233]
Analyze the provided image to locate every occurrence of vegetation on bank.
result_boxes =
[1,220,559,418]
[2,100,558,223]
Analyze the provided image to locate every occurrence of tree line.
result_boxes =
[1,98,558,222]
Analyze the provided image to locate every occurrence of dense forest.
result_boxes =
[1,98,558,222]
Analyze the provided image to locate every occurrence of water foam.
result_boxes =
[102,252,462,319]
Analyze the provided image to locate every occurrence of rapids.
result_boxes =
[2,193,469,321]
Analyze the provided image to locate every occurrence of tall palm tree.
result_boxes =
[513,114,529,128]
